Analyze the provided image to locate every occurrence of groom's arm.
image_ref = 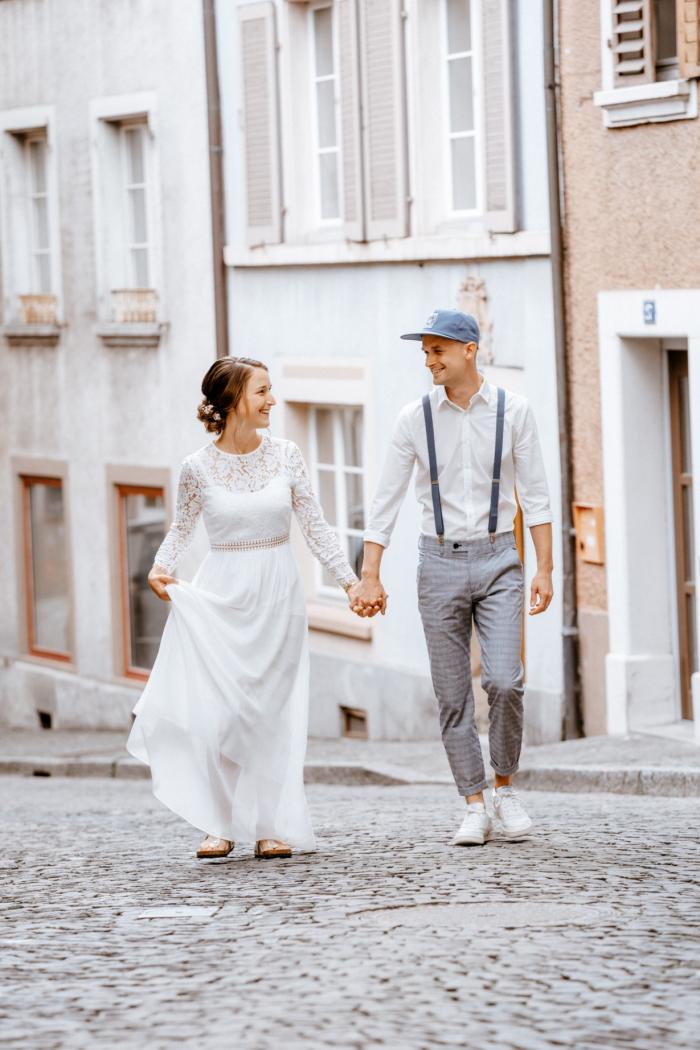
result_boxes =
[352,409,416,616]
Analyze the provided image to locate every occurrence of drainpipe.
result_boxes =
[543,0,582,739]
[203,0,229,359]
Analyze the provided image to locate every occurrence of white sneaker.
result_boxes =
[451,803,491,846]
[492,787,533,839]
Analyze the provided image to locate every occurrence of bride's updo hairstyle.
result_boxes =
[197,356,268,434]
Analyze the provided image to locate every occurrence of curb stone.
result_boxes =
[0,754,698,796]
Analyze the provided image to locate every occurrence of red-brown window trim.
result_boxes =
[115,483,165,682]
[20,474,72,663]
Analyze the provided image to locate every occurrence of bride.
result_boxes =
[127,356,370,859]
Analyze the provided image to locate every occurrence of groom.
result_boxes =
[351,309,553,846]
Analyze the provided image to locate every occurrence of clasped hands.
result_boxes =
[347,577,388,618]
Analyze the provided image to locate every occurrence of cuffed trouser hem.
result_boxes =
[457,777,489,797]
[490,761,520,778]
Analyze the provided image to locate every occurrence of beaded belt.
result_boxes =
[210,535,289,552]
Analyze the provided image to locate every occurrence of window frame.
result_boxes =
[115,482,168,681]
[24,131,52,296]
[20,474,72,663]
[308,0,344,228]
[441,0,484,219]
[308,404,365,600]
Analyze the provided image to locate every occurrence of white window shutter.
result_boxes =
[359,0,408,240]
[481,0,516,233]
[239,2,282,246]
[677,0,700,79]
[611,0,655,86]
[337,0,365,241]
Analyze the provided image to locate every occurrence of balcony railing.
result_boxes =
[110,289,158,324]
[18,294,58,325]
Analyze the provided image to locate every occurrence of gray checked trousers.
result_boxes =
[417,531,525,796]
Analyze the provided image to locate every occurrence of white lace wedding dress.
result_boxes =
[127,433,357,850]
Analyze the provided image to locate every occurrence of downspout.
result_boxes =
[203,0,229,359]
[543,0,582,738]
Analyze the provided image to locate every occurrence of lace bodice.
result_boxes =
[154,434,358,588]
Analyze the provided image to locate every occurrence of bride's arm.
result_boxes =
[287,442,358,592]
[148,459,204,602]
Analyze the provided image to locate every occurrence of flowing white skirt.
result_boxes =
[126,544,315,850]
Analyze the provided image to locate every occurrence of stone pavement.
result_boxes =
[1,727,699,795]
[1,776,698,1049]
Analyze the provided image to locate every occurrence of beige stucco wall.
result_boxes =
[559,2,700,619]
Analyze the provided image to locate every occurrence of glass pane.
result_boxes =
[451,136,476,211]
[315,409,334,463]
[654,0,677,62]
[123,492,169,670]
[345,473,365,531]
[679,375,692,475]
[687,592,698,675]
[131,247,150,288]
[316,79,337,149]
[29,139,47,193]
[313,6,334,76]
[446,0,471,53]
[125,127,145,183]
[341,407,363,468]
[129,187,148,244]
[449,57,474,132]
[319,151,340,220]
[33,196,50,250]
[682,485,695,582]
[28,483,70,653]
[36,253,51,295]
[317,469,337,526]
[348,533,364,579]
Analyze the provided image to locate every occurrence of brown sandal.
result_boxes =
[255,839,292,859]
[196,835,234,859]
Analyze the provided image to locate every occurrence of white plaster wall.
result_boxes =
[0,0,217,716]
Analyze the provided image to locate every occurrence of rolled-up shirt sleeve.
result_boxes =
[513,401,552,527]
[363,408,417,548]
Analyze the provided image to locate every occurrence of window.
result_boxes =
[21,476,71,660]
[26,134,52,295]
[311,4,341,223]
[116,485,169,677]
[309,406,365,594]
[595,1,700,127]
[121,123,151,288]
[445,0,479,214]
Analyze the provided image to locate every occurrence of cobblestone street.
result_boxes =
[1,777,698,1050]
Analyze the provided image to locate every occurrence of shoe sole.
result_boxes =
[451,835,488,847]
[496,821,533,841]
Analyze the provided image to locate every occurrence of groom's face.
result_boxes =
[422,335,476,386]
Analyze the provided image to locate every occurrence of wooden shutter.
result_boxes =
[611,1,655,86]
[677,0,700,78]
[481,0,516,233]
[337,0,365,241]
[359,0,408,240]
[239,2,282,246]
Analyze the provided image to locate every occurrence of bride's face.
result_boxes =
[239,367,276,428]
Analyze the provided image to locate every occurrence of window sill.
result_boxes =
[225,230,549,269]
[307,600,372,641]
[96,322,167,348]
[593,78,697,128]
[4,323,62,347]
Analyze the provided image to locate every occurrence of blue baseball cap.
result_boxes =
[401,308,480,346]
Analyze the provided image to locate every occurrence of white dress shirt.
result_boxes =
[364,376,552,547]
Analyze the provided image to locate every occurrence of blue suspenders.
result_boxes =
[422,387,506,544]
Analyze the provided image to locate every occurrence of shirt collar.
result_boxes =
[435,373,491,411]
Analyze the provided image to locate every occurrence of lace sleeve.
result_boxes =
[287,443,358,589]
[153,459,204,574]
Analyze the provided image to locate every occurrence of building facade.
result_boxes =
[0,0,219,727]
[558,0,700,738]
[216,0,567,742]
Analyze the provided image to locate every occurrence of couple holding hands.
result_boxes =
[127,309,553,860]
